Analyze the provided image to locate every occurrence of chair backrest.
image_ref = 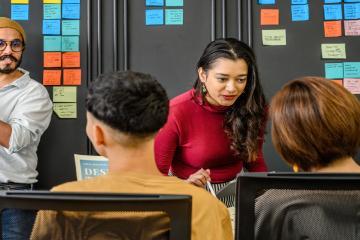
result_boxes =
[235,172,360,240]
[0,190,192,240]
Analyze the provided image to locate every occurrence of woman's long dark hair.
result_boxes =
[193,38,266,162]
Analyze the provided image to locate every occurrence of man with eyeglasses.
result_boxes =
[0,17,52,240]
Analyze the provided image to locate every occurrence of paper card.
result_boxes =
[74,154,108,180]
[325,62,344,79]
[323,4,343,20]
[11,0,29,3]
[146,0,163,6]
[62,36,79,52]
[53,103,77,118]
[146,9,164,25]
[324,21,342,37]
[43,19,61,35]
[344,62,360,78]
[63,69,81,85]
[43,70,61,85]
[44,0,61,3]
[324,0,342,3]
[62,52,80,67]
[292,0,307,4]
[44,52,62,67]
[44,36,62,51]
[62,4,80,19]
[343,78,360,94]
[44,4,61,19]
[11,4,29,20]
[262,29,286,45]
[344,3,360,20]
[321,43,346,59]
[166,0,183,7]
[260,9,279,25]
[331,80,343,86]
[53,86,77,102]
[63,0,80,3]
[165,9,183,25]
[62,20,80,35]
[344,20,360,35]
[258,0,276,4]
[291,4,309,21]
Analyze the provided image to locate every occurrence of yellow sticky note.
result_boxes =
[11,0,29,3]
[53,103,77,119]
[262,29,286,46]
[321,43,346,59]
[53,86,77,102]
[43,0,61,3]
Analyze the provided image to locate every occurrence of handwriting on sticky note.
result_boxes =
[291,4,309,21]
[53,103,77,119]
[344,62,360,78]
[344,3,360,20]
[62,52,80,67]
[53,86,77,102]
[11,0,29,3]
[323,4,343,20]
[43,4,61,19]
[11,4,29,20]
[343,78,360,94]
[44,52,62,68]
[146,9,164,25]
[258,0,275,4]
[325,62,344,79]
[44,36,62,52]
[324,21,342,37]
[165,9,183,25]
[43,19,61,35]
[62,20,80,35]
[344,20,360,36]
[62,36,79,52]
[43,70,61,86]
[146,0,164,6]
[321,43,346,59]
[62,3,81,19]
[166,0,183,7]
[262,29,286,45]
[261,9,279,25]
[44,0,61,3]
[63,69,81,85]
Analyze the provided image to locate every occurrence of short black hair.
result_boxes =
[86,71,169,137]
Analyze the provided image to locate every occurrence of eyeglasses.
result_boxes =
[0,39,25,52]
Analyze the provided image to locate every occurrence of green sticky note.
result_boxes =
[53,86,77,102]
[262,29,286,45]
[62,20,80,35]
[321,43,346,59]
[166,0,183,6]
[44,36,62,51]
[53,103,77,119]
[62,36,79,51]
[165,9,183,25]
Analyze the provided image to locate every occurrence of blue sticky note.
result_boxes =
[44,36,62,51]
[323,4,343,20]
[291,4,309,21]
[166,0,183,7]
[258,0,276,4]
[44,4,61,19]
[325,63,344,79]
[344,0,360,2]
[292,0,307,4]
[146,0,164,6]
[11,4,29,20]
[344,62,360,78]
[62,36,79,52]
[324,0,342,3]
[145,9,163,25]
[62,20,80,35]
[62,4,80,19]
[63,0,80,3]
[43,19,61,35]
[344,3,360,19]
[165,9,183,25]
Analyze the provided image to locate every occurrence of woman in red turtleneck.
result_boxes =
[155,38,268,206]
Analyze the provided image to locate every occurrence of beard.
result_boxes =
[0,55,22,74]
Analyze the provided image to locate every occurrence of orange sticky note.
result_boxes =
[324,21,342,38]
[44,52,61,68]
[62,52,80,68]
[43,70,61,86]
[63,69,81,85]
[260,9,279,26]
[331,80,343,86]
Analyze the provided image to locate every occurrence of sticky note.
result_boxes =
[258,0,275,4]
[260,9,279,25]
[292,0,307,4]
[43,70,61,85]
[62,36,79,52]
[53,86,77,102]
[62,4,80,19]
[53,103,77,118]
[344,0,360,2]
[62,52,80,67]
[325,63,344,79]
[44,0,61,3]
[62,20,80,35]
[11,0,29,3]
[343,78,360,94]
[324,0,342,3]
[43,20,61,35]
[324,21,342,37]
[321,43,346,59]
[344,20,360,35]
[11,4,29,20]
[44,52,62,67]
[344,3,360,20]
[63,0,80,3]
[331,80,343,86]
[291,4,309,21]
[165,9,183,25]
[44,36,62,51]
[262,29,286,45]
[44,4,61,19]
[323,4,343,20]
[63,69,81,85]
[344,62,360,78]
[166,0,183,7]
[146,9,163,25]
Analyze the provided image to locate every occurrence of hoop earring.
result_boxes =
[201,83,207,95]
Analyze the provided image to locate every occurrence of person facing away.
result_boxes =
[155,38,268,207]
[31,71,233,240]
[255,76,360,240]
[0,17,52,240]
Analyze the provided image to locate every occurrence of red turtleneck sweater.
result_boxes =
[155,89,267,183]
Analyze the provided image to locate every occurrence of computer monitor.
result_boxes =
[235,172,360,240]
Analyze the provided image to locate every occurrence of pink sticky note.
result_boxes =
[343,78,360,94]
[344,20,360,36]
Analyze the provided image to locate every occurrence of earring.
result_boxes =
[201,83,207,95]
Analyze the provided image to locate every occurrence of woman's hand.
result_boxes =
[186,168,211,188]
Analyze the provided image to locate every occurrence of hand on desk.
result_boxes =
[186,168,211,188]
